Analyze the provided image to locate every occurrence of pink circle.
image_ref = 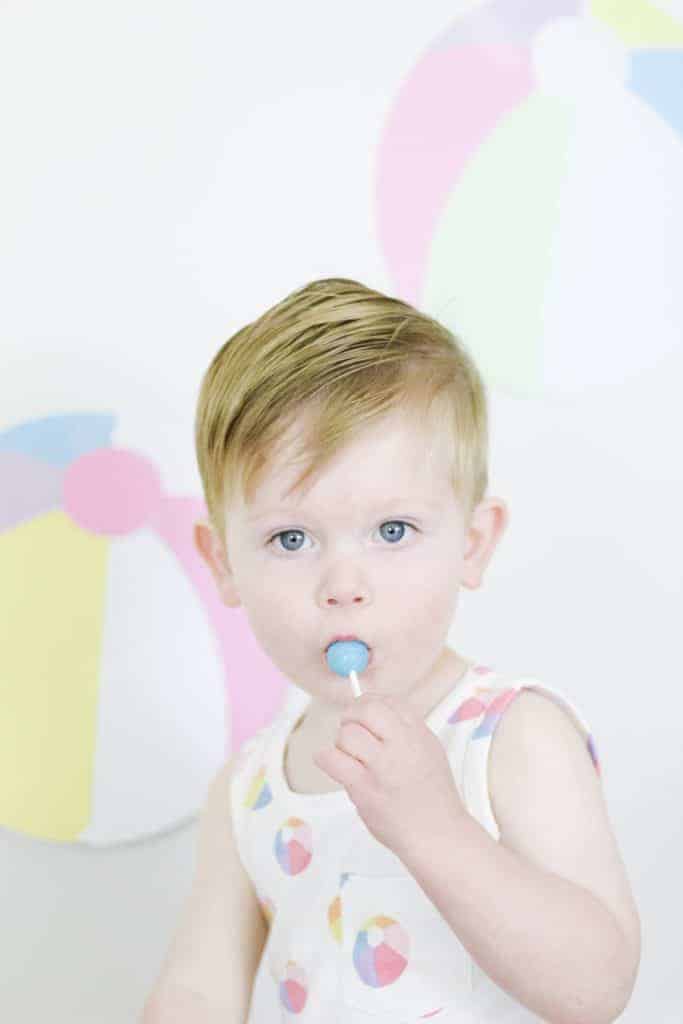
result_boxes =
[63,448,162,536]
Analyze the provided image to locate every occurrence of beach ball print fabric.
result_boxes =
[352,914,410,989]
[274,818,314,876]
[241,758,468,1018]
[239,666,600,1017]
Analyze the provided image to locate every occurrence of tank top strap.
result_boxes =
[277,683,312,725]
[438,668,601,842]
[228,719,280,871]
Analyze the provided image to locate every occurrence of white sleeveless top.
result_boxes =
[229,661,601,1023]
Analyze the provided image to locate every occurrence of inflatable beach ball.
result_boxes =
[0,413,286,846]
[378,0,683,399]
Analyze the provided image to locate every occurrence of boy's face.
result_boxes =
[196,408,507,710]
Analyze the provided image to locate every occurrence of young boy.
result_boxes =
[142,278,641,1022]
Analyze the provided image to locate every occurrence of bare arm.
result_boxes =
[140,755,267,1022]
[398,810,634,1024]
[142,986,248,1024]
[394,691,641,1024]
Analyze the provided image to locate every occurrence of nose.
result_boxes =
[325,593,365,606]
[319,556,371,609]
[321,577,369,607]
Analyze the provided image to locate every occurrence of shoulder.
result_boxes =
[487,685,600,836]
[489,686,590,773]
[487,685,641,970]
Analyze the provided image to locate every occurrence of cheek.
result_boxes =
[386,582,441,638]
[392,559,459,633]
[242,573,286,618]
[238,568,310,647]
[422,581,458,629]
[233,560,284,619]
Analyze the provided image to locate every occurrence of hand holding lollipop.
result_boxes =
[317,639,467,852]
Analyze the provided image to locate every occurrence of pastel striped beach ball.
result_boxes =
[0,413,227,845]
[378,0,683,399]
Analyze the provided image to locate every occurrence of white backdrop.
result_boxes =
[1,0,681,1019]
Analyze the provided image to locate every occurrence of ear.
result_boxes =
[460,497,509,591]
[193,518,242,608]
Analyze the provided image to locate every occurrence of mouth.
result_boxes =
[323,635,373,667]
[324,634,374,651]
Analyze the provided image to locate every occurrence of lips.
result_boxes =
[323,635,373,667]
[326,633,359,649]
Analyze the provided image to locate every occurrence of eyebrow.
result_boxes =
[248,498,441,523]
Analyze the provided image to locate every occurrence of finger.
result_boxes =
[358,690,419,726]
[380,693,419,729]
[346,689,418,729]
[339,694,405,741]
[337,720,382,766]
[313,745,367,790]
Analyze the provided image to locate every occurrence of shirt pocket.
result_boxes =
[339,872,473,1019]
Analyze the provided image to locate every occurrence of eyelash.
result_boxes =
[267,520,419,553]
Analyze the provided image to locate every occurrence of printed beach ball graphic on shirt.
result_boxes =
[278,961,308,1014]
[328,894,343,944]
[244,764,273,810]
[0,413,287,846]
[448,683,601,775]
[353,914,410,988]
[274,817,313,875]
[329,871,352,943]
[377,0,683,399]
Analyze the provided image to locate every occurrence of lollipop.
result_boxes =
[325,639,369,698]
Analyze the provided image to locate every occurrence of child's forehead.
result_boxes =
[238,432,454,524]
[279,411,442,468]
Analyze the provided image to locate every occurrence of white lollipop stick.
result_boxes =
[349,669,362,698]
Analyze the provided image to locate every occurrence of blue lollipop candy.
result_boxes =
[325,639,368,697]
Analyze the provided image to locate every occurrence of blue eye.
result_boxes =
[268,520,417,554]
[378,520,412,544]
[270,528,309,553]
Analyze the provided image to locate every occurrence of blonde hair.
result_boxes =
[194,277,488,543]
